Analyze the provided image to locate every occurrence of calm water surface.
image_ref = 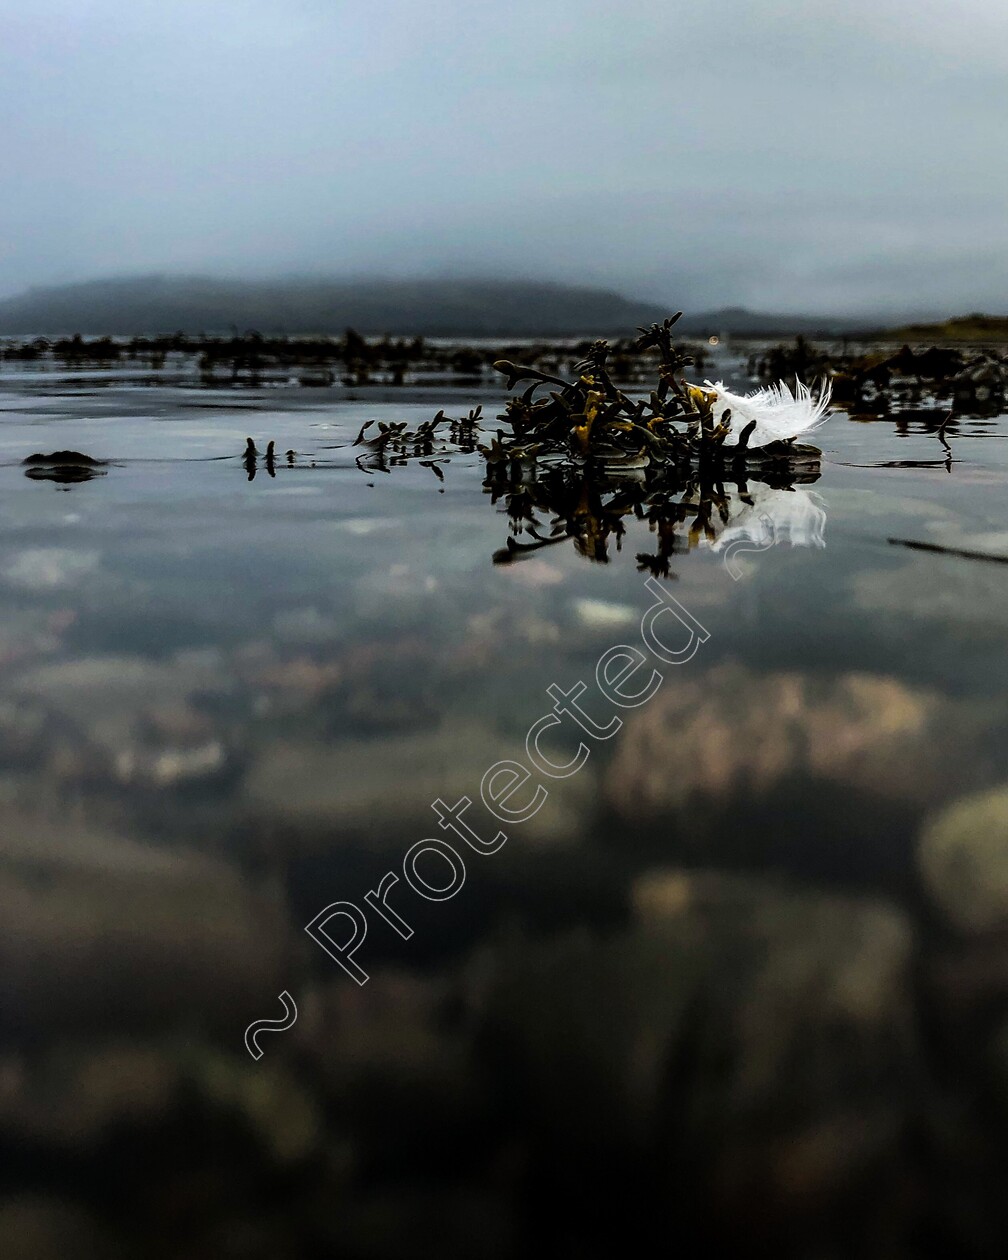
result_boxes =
[1,348,1006,1256]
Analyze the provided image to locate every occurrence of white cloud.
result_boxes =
[2,548,101,591]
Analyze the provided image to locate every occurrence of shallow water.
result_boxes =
[1,347,1006,1255]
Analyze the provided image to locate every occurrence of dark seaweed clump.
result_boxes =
[351,315,822,476]
[487,315,805,467]
[347,316,821,572]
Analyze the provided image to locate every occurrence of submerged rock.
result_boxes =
[0,1040,326,1260]
[0,809,289,1037]
[604,663,989,825]
[478,870,919,1251]
[0,1196,113,1260]
[245,720,596,850]
[12,652,235,788]
[0,1041,178,1148]
[918,786,1008,933]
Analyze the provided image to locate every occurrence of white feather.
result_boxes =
[700,377,832,448]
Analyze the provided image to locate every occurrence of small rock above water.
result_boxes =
[22,451,107,484]
[22,451,106,467]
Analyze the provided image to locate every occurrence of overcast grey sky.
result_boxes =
[1,0,1005,313]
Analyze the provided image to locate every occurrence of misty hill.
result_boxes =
[0,276,880,339]
[0,276,676,338]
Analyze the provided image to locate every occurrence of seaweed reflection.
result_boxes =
[485,459,824,574]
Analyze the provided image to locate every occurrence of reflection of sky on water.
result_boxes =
[1,373,1007,860]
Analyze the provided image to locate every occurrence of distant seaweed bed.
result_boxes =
[882,314,1008,343]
